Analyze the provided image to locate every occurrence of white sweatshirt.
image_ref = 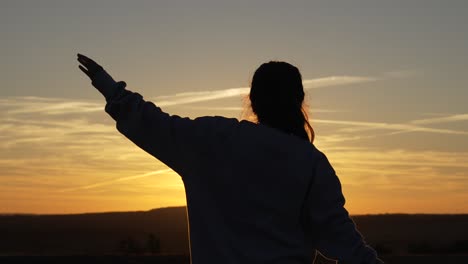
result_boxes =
[97,74,382,264]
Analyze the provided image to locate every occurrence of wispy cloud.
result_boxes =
[0,75,377,116]
[153,75,377,107]
[179,106,244,111]
[327,112,468,137]
[302,76,377,89]
[1,97,103,115]
[179,105,344,113]
[313,118,468,135]
[323,147,468,190]
[154,87,249,107]
[410,113,468,125]
[60,169,174,192]
[382,69,417,79]
[318,134,378,143]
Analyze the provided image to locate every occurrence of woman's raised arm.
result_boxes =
[77,54,237,177]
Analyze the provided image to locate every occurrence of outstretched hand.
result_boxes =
[77,53,104,79]
[77,53,124,99]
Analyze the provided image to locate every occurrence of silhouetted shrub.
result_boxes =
[118,233,161,255]
[118,236,144,255]
[147,233,161,254]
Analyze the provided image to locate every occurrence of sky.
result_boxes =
[1,0,467,214]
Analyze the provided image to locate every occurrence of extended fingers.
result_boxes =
[77,53,92,63]
[78,65,92,78]
[77,54,101,68]
[77,53,105,77]
[77,54,94,68]
[77,57,89,70]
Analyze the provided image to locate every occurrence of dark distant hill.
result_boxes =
[1,207,467,256]
[0,207,189,255]
[351,213,468,255]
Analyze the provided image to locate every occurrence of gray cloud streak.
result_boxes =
[59,169,174,192]
[410,113,468,125]
[153,76,377,107]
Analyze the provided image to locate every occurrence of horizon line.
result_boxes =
[1,206,467,216]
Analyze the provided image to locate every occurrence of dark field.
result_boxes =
[0,255,467,264]
[1,207,467,263]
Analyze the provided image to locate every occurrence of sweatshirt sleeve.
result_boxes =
[102,82,237,177]
[305,151,383,264]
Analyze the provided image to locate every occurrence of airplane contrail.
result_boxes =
[59,169,173,192]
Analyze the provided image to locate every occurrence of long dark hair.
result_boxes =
[248,61,315,143]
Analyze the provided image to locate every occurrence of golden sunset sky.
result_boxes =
[1,1,467,214]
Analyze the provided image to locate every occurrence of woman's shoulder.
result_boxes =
[238,119,323,155]
[188,115,240,130]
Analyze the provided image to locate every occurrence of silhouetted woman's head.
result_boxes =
[249,61,314,143]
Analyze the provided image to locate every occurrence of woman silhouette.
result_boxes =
[77,54,384,264]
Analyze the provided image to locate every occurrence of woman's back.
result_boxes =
[182,119,318,263]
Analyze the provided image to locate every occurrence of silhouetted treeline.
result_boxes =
[0,207,467,256]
